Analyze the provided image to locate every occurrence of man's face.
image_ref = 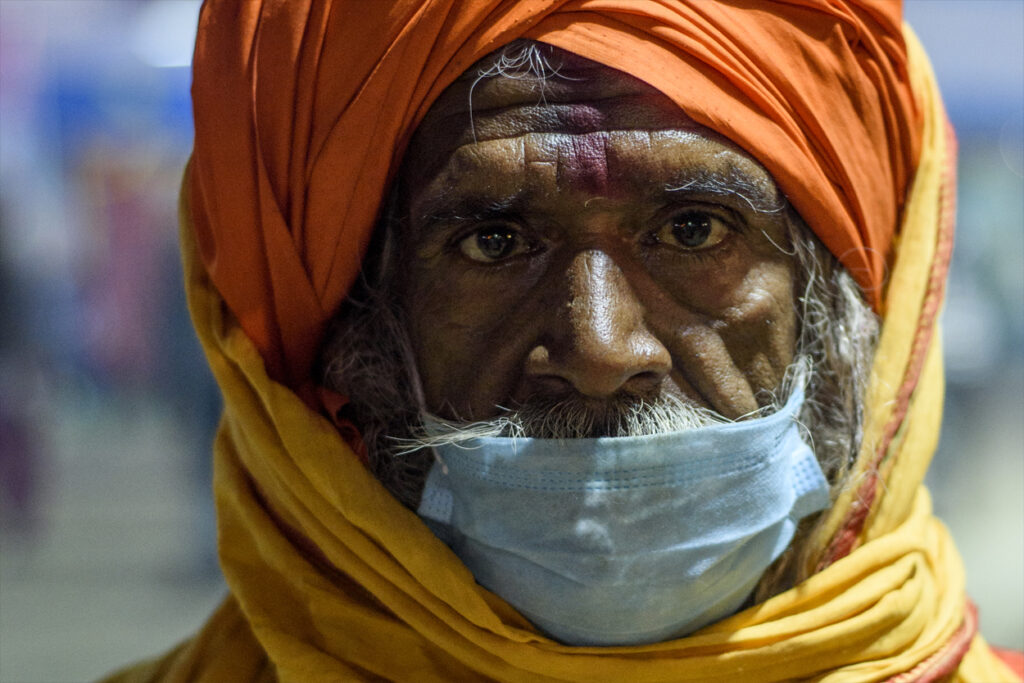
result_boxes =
[397,51,798,424]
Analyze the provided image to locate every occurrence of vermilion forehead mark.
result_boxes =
[560,102,608,130]
[557,131,610,196]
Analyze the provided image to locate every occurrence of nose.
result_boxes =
[526,250,672,397]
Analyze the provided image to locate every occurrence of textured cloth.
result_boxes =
[104,1,1020,681]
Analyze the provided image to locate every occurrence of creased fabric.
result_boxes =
[189,0,922,387]
[101,10,1021,680]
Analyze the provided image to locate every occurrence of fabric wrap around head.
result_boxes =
[190,0,921,389]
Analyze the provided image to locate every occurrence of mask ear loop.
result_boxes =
[785,356,814,454]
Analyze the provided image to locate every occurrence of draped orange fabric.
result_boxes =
[189,0,921,387]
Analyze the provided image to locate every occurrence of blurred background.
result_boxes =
[0,1,1020,681]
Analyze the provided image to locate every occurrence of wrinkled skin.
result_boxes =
[397,50,798,422]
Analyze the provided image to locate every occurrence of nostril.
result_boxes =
[524,325,673,398]
[616,366,668,395]
[528,373,578,395]
[559,359,669,399]
[629,370,667,386]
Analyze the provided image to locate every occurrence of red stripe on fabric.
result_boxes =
[992,648,1024,679]
[818,121,958,571]
[883,601,978,683]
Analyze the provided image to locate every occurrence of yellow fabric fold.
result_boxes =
[103,24,1018,683]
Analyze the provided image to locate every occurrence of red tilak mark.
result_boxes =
[561,103,607,131]
[558,131,609,196]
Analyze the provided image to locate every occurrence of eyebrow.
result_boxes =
[415,194,523,231]
[662,165,785,215]
[412,161,785,231]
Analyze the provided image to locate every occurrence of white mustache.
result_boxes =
[490,391,732,439]
[398,359,809,453]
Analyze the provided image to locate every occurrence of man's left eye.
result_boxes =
[655,211,730,251]
[458,226,534,262]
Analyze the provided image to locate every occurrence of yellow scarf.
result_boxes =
[105,29,1018,683]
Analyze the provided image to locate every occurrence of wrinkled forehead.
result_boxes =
[402,43,737,187]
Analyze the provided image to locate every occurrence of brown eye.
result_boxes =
[459,227,533,262]
[657,211,730,250]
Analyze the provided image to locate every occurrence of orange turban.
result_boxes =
[190,0,921,388]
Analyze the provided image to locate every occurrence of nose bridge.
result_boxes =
[530,248,671,397]
[569,249,636,350]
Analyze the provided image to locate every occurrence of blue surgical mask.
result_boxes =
[417,387,830,646]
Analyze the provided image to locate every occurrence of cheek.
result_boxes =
[401,263,542,417]
[714,260,798,395]
[643,244,797,405]
[644,236,779,311]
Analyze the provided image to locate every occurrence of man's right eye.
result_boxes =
[458,227,532,262]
